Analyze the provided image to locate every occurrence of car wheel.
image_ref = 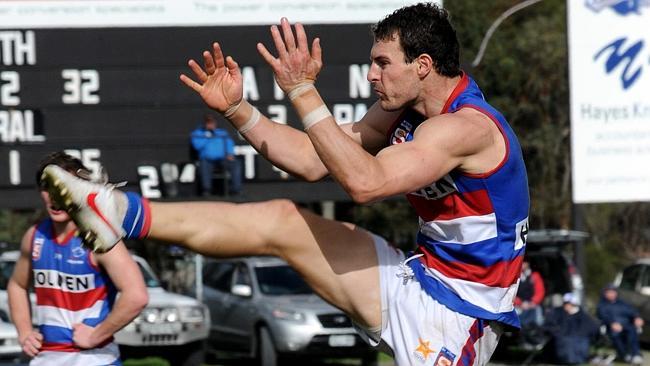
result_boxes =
[258,326,278,366]
[361,352,378,366]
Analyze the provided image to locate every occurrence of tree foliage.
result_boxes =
[448,0,572,229]
[0,209,42,247]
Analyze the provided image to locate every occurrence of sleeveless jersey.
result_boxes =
[387,73,530,328]
[31,219,120,363]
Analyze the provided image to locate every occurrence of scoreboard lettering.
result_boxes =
[0,25,374,207]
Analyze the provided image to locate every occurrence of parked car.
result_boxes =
[202,256,378,366]
[0,250,30,323]
[0,320,22,362]
[613,258,650,343]
[0,249,209,366]
[494,229,588,354]
[525,229,587,308]
[115,254,210,366]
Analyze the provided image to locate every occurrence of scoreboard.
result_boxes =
[0,25,378,208]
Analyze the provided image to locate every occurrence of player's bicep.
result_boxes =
[375,137,462,195]
[373,118,477,195]
[10,227,36,288]
[95,242,145,293]
[340,101,402,154]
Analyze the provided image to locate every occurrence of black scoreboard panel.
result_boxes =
[0,25,376,208]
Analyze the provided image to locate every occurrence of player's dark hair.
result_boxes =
[372,2,461,77]
[36,151,89,190]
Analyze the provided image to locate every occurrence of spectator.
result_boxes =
[597,284,644,365]
[543,293,599,365]
[191,113,242,196]
[515,260,546,329]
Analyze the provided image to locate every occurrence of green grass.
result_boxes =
[123,357,170,366]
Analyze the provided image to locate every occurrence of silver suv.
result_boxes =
[116,255,210,366]
[202,256,378,366]
[0,320,22,362]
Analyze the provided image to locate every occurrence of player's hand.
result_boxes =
[19,330,43,357]
[180,42,244,114]
[610,322,623,333]
[634,317,644,328]
[72,323,100,349]
[257,17,322,93]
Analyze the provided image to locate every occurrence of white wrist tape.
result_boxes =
[238,106,261,134]
[288,83,315,101]
[224,100,243,118]
[302,105,332,130]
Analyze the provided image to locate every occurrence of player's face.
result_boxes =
[368,35,419,111]
[40,190,71,223]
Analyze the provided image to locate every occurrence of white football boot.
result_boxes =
[41,165,128,252]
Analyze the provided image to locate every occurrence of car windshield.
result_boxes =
[137,262,161,288]
[255,265,313,296]
[0,261,14,290]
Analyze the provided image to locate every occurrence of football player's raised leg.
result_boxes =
[148,199,381,329]
[42,164,381,328]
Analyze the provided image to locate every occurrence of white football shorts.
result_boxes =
[355,234,504,366]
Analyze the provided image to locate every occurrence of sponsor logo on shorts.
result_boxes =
[412,337,435,363]
[434,347,456,366]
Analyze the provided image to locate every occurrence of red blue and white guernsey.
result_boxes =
[390,73,530,328]
[30,219,121,365]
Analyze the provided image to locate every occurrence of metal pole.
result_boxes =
[195,253,204,302]
[471,0,544,68]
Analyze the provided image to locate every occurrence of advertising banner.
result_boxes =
[0,0,427,28]
[569,0,650,203]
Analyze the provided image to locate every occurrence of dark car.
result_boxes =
[525,229,587,308]
[202,256,378,366]
[495,229,588,354]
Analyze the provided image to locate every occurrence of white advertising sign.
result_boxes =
[0,0,437,28]
[569,0,650,203]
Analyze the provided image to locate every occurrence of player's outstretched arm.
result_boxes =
[181,40,331,181]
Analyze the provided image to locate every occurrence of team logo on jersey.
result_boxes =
[390,120,413,144]
[434,347,456,366]
[32,237,44,261]
[412,338,435,363]
[72,245,86,258]
[68,245,86,264]
[410,174,458,200]
[586,0,650,15]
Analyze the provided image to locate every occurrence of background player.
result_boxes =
[8,152,148,365]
